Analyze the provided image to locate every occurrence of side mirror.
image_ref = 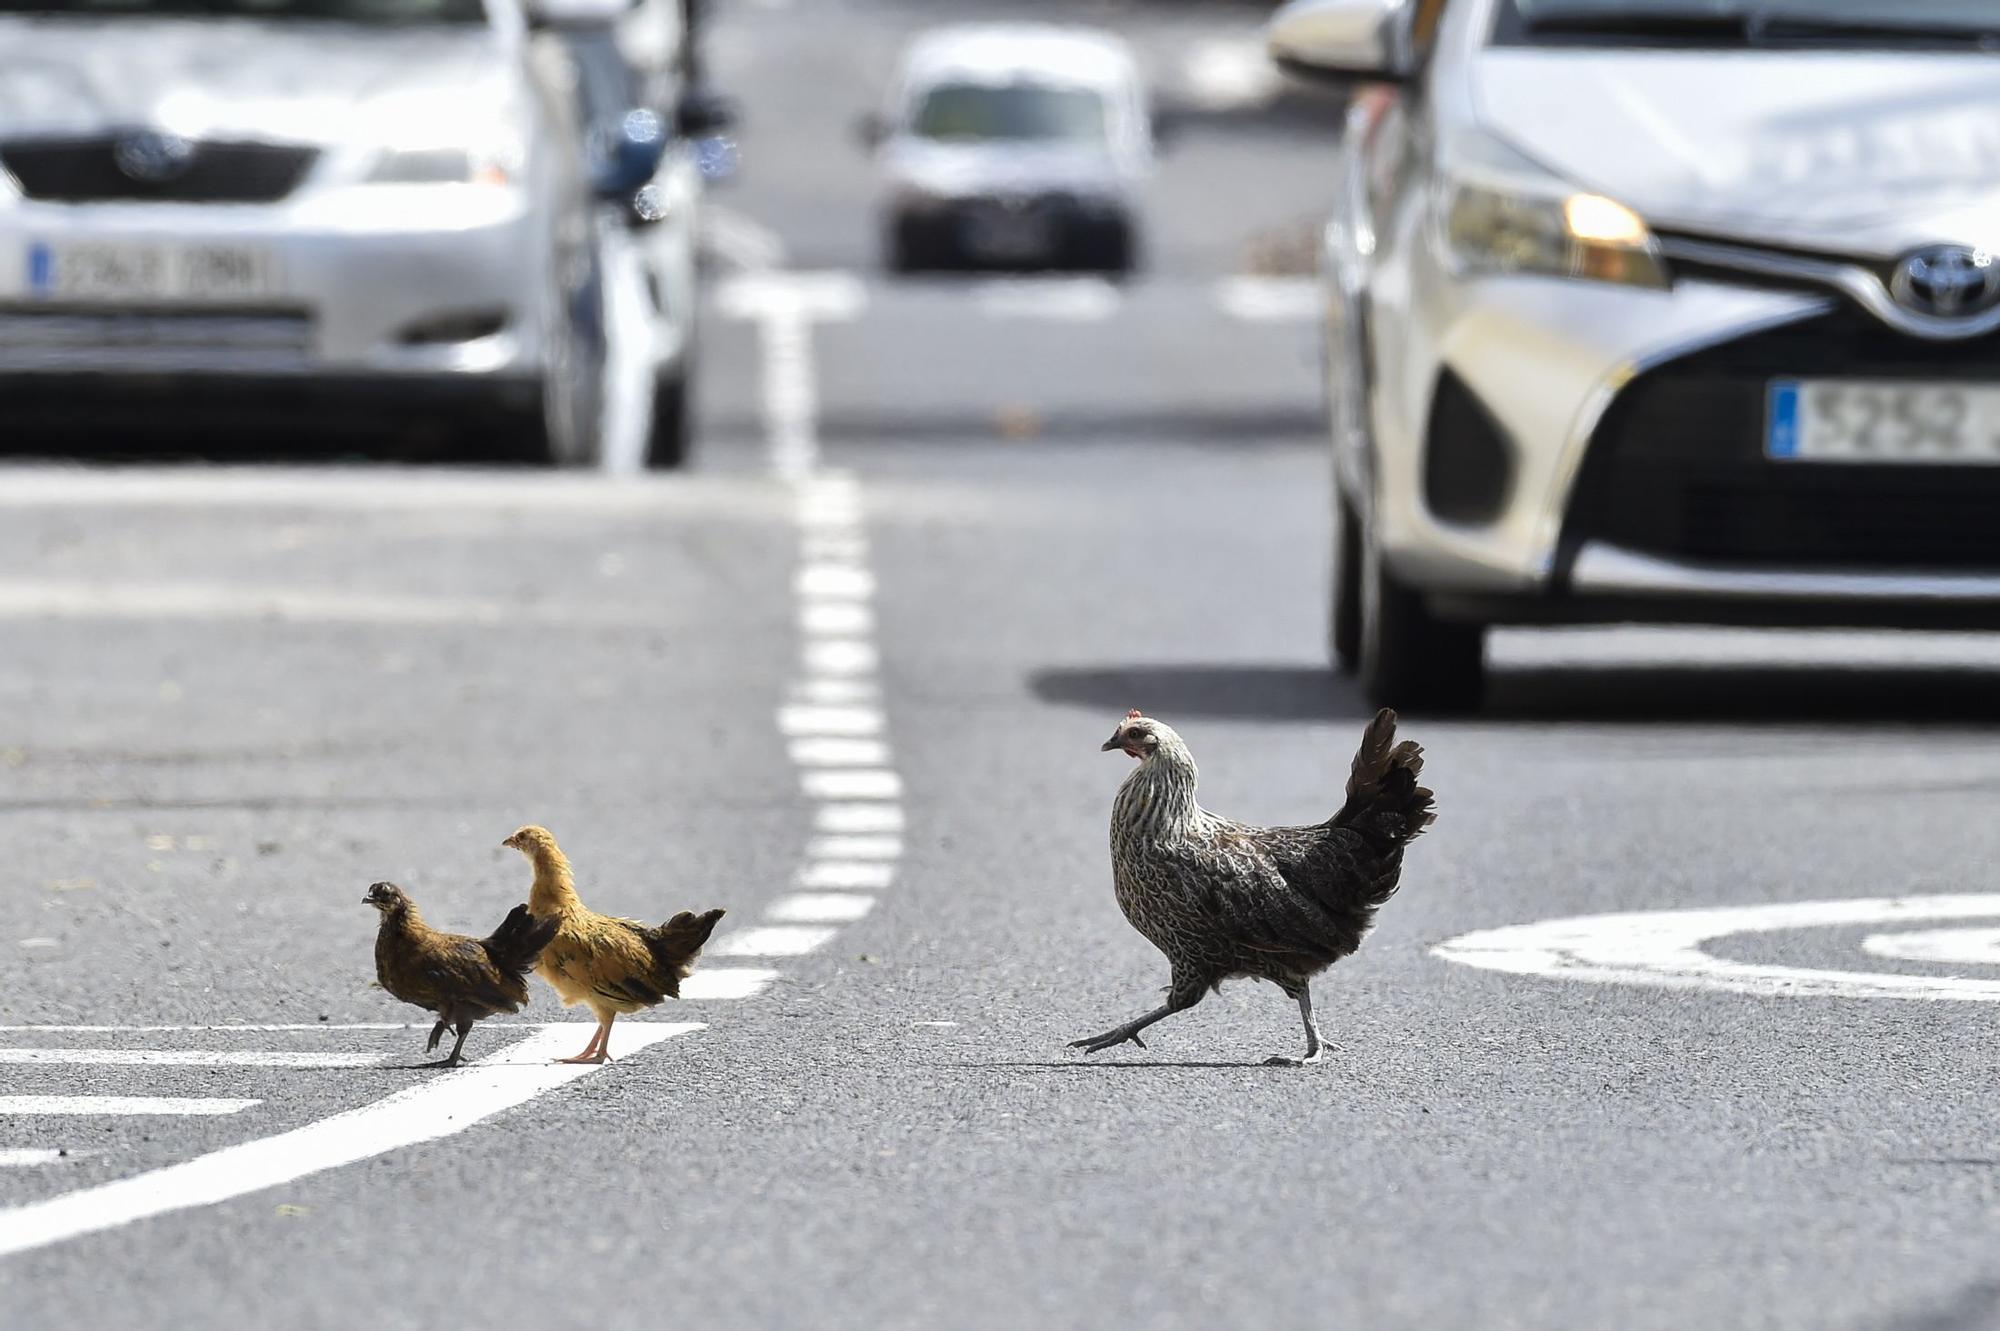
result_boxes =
[525,0,631,28]
[1266,0,1414,85]
[590,108,667,201]
[853,111,890,150]
[676,87,737,139]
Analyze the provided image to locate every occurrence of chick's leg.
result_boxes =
[1265,982,1324,1068]
[558,1014,611,1064]
[1070,974,1203,1056]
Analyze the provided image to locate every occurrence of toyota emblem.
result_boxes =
[112,130,195,184]
[1890,244,2000,319]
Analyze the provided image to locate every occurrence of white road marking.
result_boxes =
[816,804,905,833]
[800,603,874,635]
[1434,894,2000,1000]
[799,861,897,890]
[0,470,686,511]
[807,836,902,861]
[707,926,838,958]
[0,581,653,629]
[715,270,867,324]
[803,640,880,676]
[796,565,876,599]
[974,277,1120,322]
[1183,37,1282,109]
[0,1049,382,1068]
[789,738,894,767]
[767,894,876,924]
[1216,276,1319,323]
[0,1024,411,1033]
[679,968,778,1001]
[778,705,883,737]
[701,205,786,271]
[0,1097,259,1117]
[1861,927,2000,966]
[0,1149,76,1167]
[0,1023,697,1260]
[792,678,880,705]
[800,769,903,801]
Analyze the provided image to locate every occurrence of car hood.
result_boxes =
[1474,50,2000,257]
[0,18,515,147]
[883,138,1138,197]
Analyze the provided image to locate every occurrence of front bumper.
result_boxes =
[1372,234,2000,620]
[0,186,553,381]
[890,189,1132,263]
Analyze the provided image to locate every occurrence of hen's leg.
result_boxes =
[423,1020,474,1069]
[1265,982,1324,1067]
[425,1019,448,1053]
[1070,975,1203,1055]
[558,1015,611,1064]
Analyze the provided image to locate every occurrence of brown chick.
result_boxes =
[365,881,559,1067]
[503,825,725,1064]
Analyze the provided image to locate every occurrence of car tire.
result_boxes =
[888,214,951,274]
[1330,490,1363,673]
[645,362,692,470]
[1072,220,1135,277]
[1358,529,1485,712]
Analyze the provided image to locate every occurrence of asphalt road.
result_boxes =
[8,2,2000,1328]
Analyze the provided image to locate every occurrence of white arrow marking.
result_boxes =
[1434,894,2000,1000]
[0,1022,698,1260]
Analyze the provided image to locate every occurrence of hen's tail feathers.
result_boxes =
[1331,708,1436,847]
[482,903,560,978]
[641,907,727,995]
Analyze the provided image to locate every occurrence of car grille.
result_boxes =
[0,139,318,204]
[1562,310,2000,570]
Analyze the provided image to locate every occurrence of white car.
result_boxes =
[0,0,609,464]
[1273,0,2000,707]
[865,23,1152,275]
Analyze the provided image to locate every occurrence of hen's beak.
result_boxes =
[1100,733,1124,752]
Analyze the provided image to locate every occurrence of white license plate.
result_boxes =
[1767,378,2000,464]
[961,211,1052,259]
[25,240,282,304]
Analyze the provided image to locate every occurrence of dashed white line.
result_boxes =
[788,738,893,767]
[708,926,840,958]
[1216,276,1320,323]
[800,603,874,635]
[0,1149,75,1167]
[800,769,903,801]
[679,969,779,1001]
[0,1023,698,1260]
[767,894,877,924]
[802,640,879,676]
[793,678,880,705]
[0,1096,260,1117]
[796,565,876,599]
[0,1049,382,1068]
[799,861,897,891]
[974,277,1121,322]
[778,705,883,736]
[816,803,905,833]
[807,836,902,861]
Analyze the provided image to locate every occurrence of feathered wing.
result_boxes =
[480,903,559,979]
[542,907,726,1011]
[1154,832,1350,978]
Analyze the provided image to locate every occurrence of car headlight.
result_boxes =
[366,145,518,187]
[1433,131,1666,289]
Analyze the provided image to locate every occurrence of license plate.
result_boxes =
[1767,378,2000,464]
[960,210,1051,259]
[25,241,282,304]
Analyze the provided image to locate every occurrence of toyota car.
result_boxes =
[1271,0,2000,707]
[0,0,606,463]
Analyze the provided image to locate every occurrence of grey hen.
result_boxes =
[1072,708,1435,1065]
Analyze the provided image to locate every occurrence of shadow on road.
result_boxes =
[1033,661,2000,725]
[961,1061,1300,1071]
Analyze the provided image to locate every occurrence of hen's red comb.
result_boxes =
[1125,709,1143,719]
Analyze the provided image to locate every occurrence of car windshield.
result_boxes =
[0,0,483,22]
[910,82,1109,144]
[1495,0,2000,47]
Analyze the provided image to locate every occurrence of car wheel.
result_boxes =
[645,363,692,470]
[1358,529,1485,712]
[1073,220,1135,277]
[1330,489,1362,673]
[888,214,950,274]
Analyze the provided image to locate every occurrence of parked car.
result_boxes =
[0,0,613,464]
[863,23,1152,275]
[559,0,733,467]
[1273,0,2000,708]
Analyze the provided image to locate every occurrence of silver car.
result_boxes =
[0,0,605,463]
[1273,0,2000,707]
[864,24,1152,275]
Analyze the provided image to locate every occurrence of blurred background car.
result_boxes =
[0,0,612,464]
[1275,0,2000,709]
[560,0,734,468]
[861,23,1154,277]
